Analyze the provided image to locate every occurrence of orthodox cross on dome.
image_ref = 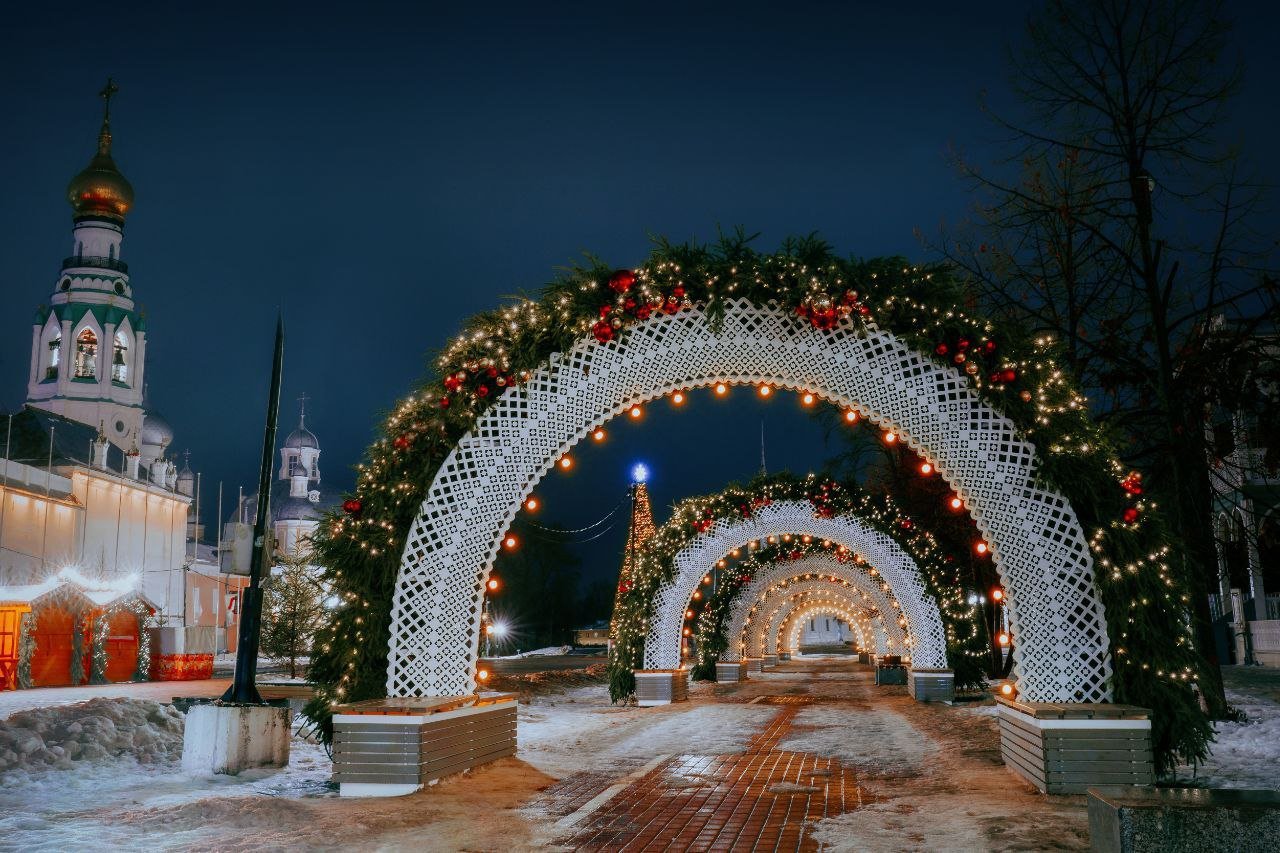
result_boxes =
[97,77,119,154]
[297,392,309,427]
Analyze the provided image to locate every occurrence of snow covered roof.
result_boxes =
[0,567,155,610]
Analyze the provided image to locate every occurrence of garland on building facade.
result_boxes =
[71,611,86,686]
[90,599,153,684]
[606,473,985,700]
[303,234,1211,771]
[16,612,35,689]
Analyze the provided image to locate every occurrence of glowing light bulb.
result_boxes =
[1000,682,1014,697]
[975,542,988,555]
[997,632,1010,647]
[949,497,963,510]
[991,588,1004,602]
[672,392,685,405]
[629,405,642,419]
[631,462,650,483]
[802,393,815,406]
[883,431,897,443]
[758,385,772,397]
[592,428,606,442]
[920,463,933,475]
[844,410,858,423]
[524,497,539,512]
[714,383,728,396]
[559,455,573,470]
[503,535,518,550]
[477,669,490,681]
[487,578,500,591]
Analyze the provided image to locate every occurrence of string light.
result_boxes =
[714,382,728,396]
[629,405,643,419]
[672,392,685,405]
[559,455,574,470]
[802,393,816,406]
[758,385,772,397]
[592,428,606,441]
[524,497,539,512]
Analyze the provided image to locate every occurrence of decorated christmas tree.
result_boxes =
[607,465,657,699]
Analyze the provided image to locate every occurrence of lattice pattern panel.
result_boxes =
[390,299,1111,702]
[724,555,909,661]
[646,503,949,670]
[757,582,885,656]
[777,599,885,656]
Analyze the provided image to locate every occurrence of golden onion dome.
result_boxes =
[67,81,133,221]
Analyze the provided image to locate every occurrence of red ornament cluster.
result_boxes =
[593,270,689,345]
[440,363,520,408]
[795,290,868,331]
[342,498,362,517]
[1120,471,1144,525]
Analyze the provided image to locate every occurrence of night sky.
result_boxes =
[4,2,1278,585]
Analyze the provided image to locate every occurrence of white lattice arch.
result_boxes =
[759,583,892,658]
[390,299,1111,702]
[723,555,909,661]
[780,603,882,656]
[647,503,948,670]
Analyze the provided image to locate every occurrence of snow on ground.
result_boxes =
[0,697,333,852]
[495,645,570,659]
[776,705,937,774]
[1186,684,1280,790]
[517,683,772,776]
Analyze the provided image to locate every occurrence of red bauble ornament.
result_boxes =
[608,269,637,293]
[935,343,949,356]
[593,321,615,343]
[1122,507,1140,524]
[393,435,411,450]
[984,340,997,354]
[634,305,651,320]
[1121,472,1144,495]
[439,397,451,408]
[444,375,462,392]
[342,498,362,515]
[957,338,971,352]
[672,285,685,299]
[599,304,612,318]
[1000,369,1018,384]
[475,385,490,397]
[486,367,498,378]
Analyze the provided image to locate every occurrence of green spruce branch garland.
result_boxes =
[16,612,35,689]
[303,235,1211,773]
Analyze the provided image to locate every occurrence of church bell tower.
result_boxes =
[26,79,147,448]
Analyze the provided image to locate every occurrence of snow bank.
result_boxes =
[0,698,184,781]
[1192,687,1280,790]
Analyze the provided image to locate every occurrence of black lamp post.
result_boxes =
[221,315,284,704]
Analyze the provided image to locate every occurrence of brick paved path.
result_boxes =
[557,687,868,851]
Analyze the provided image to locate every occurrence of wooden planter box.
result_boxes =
[997,697,1153,795]
[715,661,747,682]
[778,652,791,661]
[874,664,907,685]
[744,658,764,673]
[857,651,871,664]
[332,692,517,797]
[762,654,778,668]
[634,669,689,706]
[907,668,954,702]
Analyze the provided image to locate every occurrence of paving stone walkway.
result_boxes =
[555,665,869,852]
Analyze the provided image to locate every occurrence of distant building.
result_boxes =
[574,621,610,647]
[224,399,338,567]
[0,82,246,687]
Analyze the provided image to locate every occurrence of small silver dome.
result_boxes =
[140,411,174,447]
[284,427,318,449]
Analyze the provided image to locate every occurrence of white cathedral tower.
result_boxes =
[25,79,150,450]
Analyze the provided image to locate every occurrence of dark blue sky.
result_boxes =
[4,2,1278,582]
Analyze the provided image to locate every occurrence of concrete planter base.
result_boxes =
[1087,786,1280,852]
[634,669,689,706]
[744,658,764,673]
[181,702,290,775]
[997,698,1153,795]
[332,693,517,797]
[715,661,747,682]
[908,669,954,702]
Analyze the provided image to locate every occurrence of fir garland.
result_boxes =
[607,473,984,696]
[90,613,109,685]
[16,611,35,689]
[71,611,86,686]
[302,234,1210,772]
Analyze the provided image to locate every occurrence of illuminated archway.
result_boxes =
[387,296,1110,700]
[724,554,909,661]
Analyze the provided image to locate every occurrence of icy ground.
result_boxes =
[0,664,1275,851]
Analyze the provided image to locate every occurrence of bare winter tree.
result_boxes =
[933,0,1279,715]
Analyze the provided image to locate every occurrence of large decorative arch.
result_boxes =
[310,241,1209,770]
[726,556,910,660]
[645,504,945,668]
